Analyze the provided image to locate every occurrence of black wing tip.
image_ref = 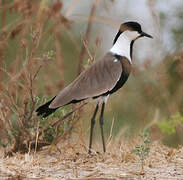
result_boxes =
[36,97,85,118]
[36,105,57,118]
[36,96,58,118]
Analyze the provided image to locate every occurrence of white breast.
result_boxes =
[110,30,140,64]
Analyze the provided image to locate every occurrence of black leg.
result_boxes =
[88,104,99,153]
[99,102,106,153]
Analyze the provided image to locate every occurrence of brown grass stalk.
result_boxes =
[43,102,87,133]
[77,0,98,75]
[0,0,7,90]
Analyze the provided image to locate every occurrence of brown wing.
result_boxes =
[49,52,122,108]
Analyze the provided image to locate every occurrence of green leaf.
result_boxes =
[143,127,150,137]
[157,112,183,135]
[144,138,151,144]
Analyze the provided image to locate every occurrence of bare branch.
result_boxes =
[77,0,98,75]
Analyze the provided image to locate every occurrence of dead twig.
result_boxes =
[77,0,98,75]
[106,117,115,147]
[34,121,40,154]
[0,0,7,90]
[43,102,88,133]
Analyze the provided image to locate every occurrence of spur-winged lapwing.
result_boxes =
[36,21,153,153]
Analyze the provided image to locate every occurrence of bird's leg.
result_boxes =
[99,102,106,153]
[88,103,99,154]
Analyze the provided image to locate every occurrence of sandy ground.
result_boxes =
[0,140,183,180]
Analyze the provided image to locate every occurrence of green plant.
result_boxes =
[157,113,183,135]
[133,128,151,174]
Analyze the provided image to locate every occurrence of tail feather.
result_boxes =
[36,96,58,118]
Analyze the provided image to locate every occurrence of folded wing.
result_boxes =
[49,52,123,108]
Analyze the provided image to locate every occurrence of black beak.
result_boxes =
[140,31,153,38]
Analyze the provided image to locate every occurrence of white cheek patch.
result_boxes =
[124,30,140,40]
[113,59,118,62]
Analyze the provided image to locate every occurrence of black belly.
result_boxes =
[108,55,131,95]
[108,70,130,94]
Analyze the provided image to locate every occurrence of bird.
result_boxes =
[36,21,153,153]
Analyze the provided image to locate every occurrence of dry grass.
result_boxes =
[1,1,183,179]
[0,139,183,180]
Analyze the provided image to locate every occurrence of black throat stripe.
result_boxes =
[113,30,122,45]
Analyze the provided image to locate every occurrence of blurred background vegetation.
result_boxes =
[0,0,183,155]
